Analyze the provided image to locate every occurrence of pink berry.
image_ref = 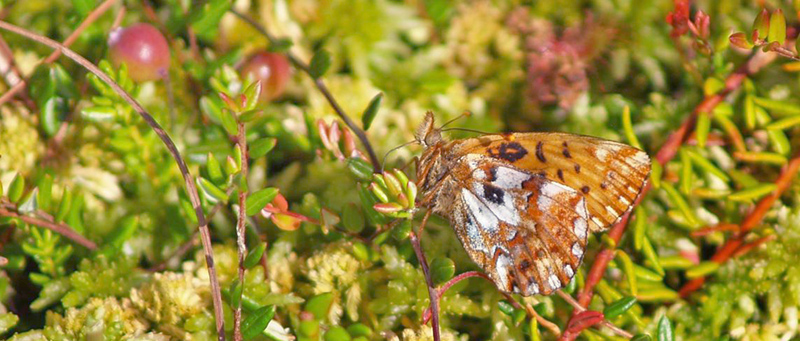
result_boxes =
[108,23,171,82]
[240,52,291,102]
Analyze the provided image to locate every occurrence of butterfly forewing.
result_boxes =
[450,133,650,232]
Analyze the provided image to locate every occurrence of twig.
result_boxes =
[408,210,440,341]
[679,151,800,297]
[0,21,227,341]
[0,0,118,108]
[0,206,96,249]
[229,9,382,173]
[233,121,249,341]
[559,50,768,341]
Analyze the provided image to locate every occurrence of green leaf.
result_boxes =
[752,97,800,116]
[753,8,770,40]
[250,138,277,159]
[603,297,637,319]
[81,106,117,122]
[685,261,721,279]
[55,188,73,223]
[430,257,455,285]
[207,153,224,184]
[657,316,673,341]
[105,216,138,249]
[324,326,351,341]
[616,250,638,296]
[189,0,231,40]
[17,188,38,214]
[245,188,279,216]
[198,177,229,203]
[220,108,239,136]
[632,334,652,341]
[305,292,335,320]
[0,312,19,334]
[268,38,294,52]
[37,175,53,211]
[7,173,25,203]
[342,204,365,233]
[728,183,777,202]
[244,242,267,269]
[242,305,275,340]
[361,93,383,130]
[347,158,374,181]
[346,323,372,338]
[229,279,243,309]
[768,9,786,45]
[309,50,332,79]
[242,81,262,111]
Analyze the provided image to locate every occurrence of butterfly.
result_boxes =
[414,112,650,296]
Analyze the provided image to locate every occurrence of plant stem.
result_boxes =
[0,21,228,341]
[0,206,96,249]
[409,210,440,341]
[229,9,382,173]
[233,122,249,341]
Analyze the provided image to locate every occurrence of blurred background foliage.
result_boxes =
[0,0,799,340]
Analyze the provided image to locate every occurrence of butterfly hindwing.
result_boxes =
[449,133,650,232]
[448,157,589,295]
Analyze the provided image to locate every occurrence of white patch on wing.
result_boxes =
[472,183,520,226]
[537,180,578,217]
[462,188,500,234]
[571,242,583,258]
[564,265,575,278]
[527,281,539,295]
[573,218,588,240]
[605,205,618,216]
[591,216,604,228]
[495,254,512,291]
[492,166,531,189]
[628,185,638,193]
[547,273,561,290]
[619,195,631,206]
[462,210,489,255]
[575,197,588,220]
[631,150,650,165]
[595,148,610,162]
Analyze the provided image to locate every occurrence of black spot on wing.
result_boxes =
[487,141,529,162]
[483,183,505,204]
[536,141,546,163]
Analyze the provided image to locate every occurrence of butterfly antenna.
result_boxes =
[441,127,491,135]
[439,110,472,129]
[381,140,417,172]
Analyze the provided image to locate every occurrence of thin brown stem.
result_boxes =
[229,9,381,173]
[408,211,440,341]
[0,206,96,250]
[0,21,227,341]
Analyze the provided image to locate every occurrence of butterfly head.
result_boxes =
[415,111,444,148]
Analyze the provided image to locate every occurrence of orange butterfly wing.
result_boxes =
[448,133,651,232]
[447,157,589,295]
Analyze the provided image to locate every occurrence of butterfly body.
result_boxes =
[415,113,650,296]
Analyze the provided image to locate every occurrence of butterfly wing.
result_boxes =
[448,156,589,295]
[449,133,650,232]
